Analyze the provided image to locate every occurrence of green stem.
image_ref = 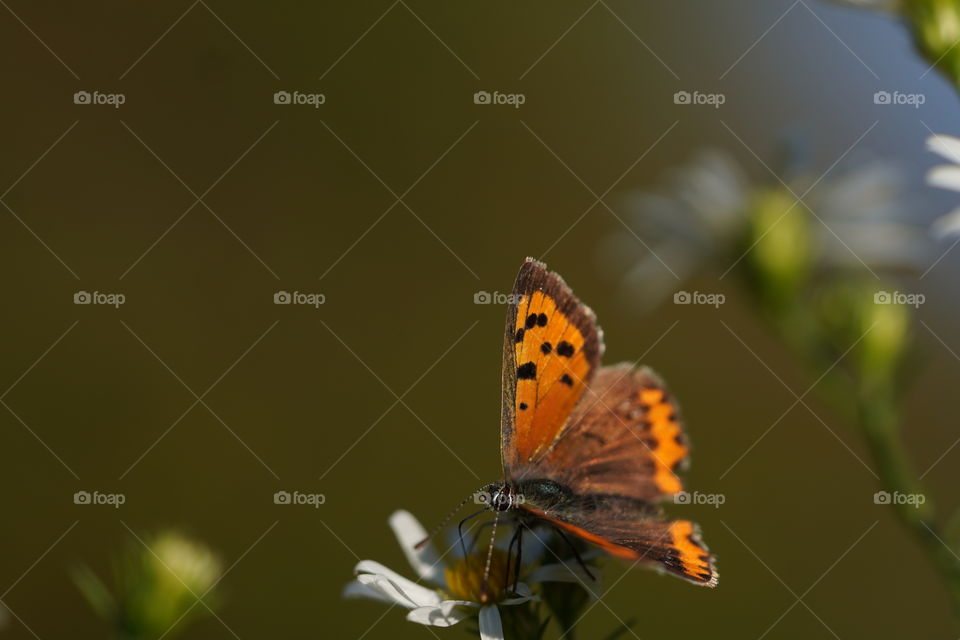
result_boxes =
[855,385,960,615]
[761,296,960,618]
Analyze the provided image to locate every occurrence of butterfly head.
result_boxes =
[483,483,522,512]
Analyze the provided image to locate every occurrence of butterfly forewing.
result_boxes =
[500,258,603,471]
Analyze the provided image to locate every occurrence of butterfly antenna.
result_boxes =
[414,484,492,550]
[479,510,500,604]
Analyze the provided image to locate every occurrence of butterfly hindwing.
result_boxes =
[522,502,717,587]
[523,363,689,501]
[501,258,604,471]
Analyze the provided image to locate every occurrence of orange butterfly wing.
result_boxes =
[498,259,716,587]
[500,258,603,472]
[522,505,717,586]
[535,363,689,500]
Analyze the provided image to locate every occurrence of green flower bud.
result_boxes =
[905,0,960,87]
[857,290,911,384]
[74,531,222,640]
[745,188,812,309]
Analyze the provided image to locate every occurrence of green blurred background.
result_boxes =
[2,1,959,637]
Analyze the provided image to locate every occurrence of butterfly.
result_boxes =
[466,258,718,592]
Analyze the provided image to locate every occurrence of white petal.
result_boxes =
[499,581,539,606]
[354,561,441,608]
[927,134,960,164]
[927,165,960,193]
[479,605,505,640]
[815,162,900,220]
[931,207,960,239]
[342,579,396,604]
[388,510,445,584]
[406,600,474,627]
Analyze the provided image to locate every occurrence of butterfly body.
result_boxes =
[484,258,718,587]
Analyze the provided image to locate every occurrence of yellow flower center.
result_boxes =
[444,549,511,603]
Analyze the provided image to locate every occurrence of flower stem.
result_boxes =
[855,384,960,615]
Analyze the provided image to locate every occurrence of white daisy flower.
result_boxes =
[343,510,597,639]
[600,149,751,311]
[925,134,960,239]
[604,148,929,311]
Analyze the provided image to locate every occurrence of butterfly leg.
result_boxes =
[554,526,597,581]
[504,524,522,593]
[457,508,487,558]
[512,524,524,593]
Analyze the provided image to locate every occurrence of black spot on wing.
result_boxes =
[556,341,575,357]
[517,362,537,380]
[519,402,528,410]
[560,374,574,386]
[515,328,525,343]
[540,342,552,354]
[536,313,548,327]
[525,314,537,329]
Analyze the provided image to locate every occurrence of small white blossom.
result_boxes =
[605,148,929,311]
[926,134,960,239]
[343,510,596,639]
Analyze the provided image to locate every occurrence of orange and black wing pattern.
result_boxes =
[500,259,716,587]
[517,365,715,585]
[500,258,604,472]
[523,502,717,587]
[531,364,690,501]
